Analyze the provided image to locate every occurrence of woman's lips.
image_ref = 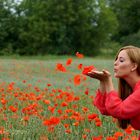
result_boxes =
[114,69,117,72]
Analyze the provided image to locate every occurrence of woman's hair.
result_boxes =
[115,45,140,129]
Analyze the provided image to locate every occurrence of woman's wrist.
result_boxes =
[105,77,114,93]
[99,81,106,93]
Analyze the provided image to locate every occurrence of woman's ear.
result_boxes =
[131,63,138,71]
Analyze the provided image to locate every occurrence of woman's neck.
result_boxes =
[124,74,140,89]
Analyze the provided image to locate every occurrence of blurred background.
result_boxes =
[0,0,140,57]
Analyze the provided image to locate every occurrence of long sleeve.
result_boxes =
[94,89,109,115]
[105,89,140,119]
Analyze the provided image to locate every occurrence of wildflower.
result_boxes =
[23,116,29,121]
[56,63,66,72]
[65,129,71,134]
[61,102,68,107]
[22,80,26,83]
[0,127,4,134]
[88,113,98,121]
[1,98,7,105]
[82,134,87,139]
[43,116,60,126]
[78,64,83,69]
[82,107,89,113]
[57,109,62,114]
[9,105,18,113]
[74,74,81,86]
[114,131,123,138]
[48,106,55,114]
[47,84,51,86]
[66,58,72,65]
[125,125,134,134]
[76,52,84,58]
[64,124,69,128]
[82,65,96,75]
[95,121,102,127]
[84,88,89,95]
[84,128,90,133]
[73,121,79,126]
[43,100,51,105]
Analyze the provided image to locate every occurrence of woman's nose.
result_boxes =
[114,60,117,66]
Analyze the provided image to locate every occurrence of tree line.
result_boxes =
[0,0,140,56]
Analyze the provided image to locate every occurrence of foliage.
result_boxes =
[109,0,140,47]
[0,0,118,56]
[1,0,140,55]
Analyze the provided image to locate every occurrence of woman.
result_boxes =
[86,45,140,133]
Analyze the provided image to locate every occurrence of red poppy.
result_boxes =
[56,63,66,72]
[61,102,68,107]
[66,58,72,65]
[78,63,83,70]
[84,88,89,95]
[114,131,123,138]
[88,113,98,121]
[23,116,29,121]
[82,65,96,75]
[47,83,52,87]
[76,52,84,58]
[74,74,81,86]
[9,105,18,113]
[125,125,134,134]
[43,99,51,105]
[57,109,62,114]
[43,116,60,126]
[1,98,7,105]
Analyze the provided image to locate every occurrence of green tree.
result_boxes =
[109,0,140,46]
[0,0,118,56]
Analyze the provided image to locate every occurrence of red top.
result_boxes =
[94,80,140,130]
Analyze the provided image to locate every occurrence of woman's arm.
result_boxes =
[105,89,140,119]
[87,69,114,93]
[86,69,114,115]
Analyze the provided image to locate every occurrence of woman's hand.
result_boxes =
[86,69,111,82]
[86,69,114,93]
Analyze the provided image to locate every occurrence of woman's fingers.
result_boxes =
[102,69,111,76]
[89,70,103,74]
[87,70,104,80]
[86,69,111,81]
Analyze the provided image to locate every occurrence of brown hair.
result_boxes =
[115,45,140,129]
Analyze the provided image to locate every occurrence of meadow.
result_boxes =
[0,55,139,140]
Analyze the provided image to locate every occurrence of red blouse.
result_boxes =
[94,80,140,130]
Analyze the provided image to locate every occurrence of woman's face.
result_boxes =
[114,50,135,78]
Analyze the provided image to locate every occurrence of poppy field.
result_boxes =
[0,55,139,140]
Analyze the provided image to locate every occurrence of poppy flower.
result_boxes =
[76,52,84,58]
[82,65,96,75]
[84,88,89,95]
[66,58,72,65]
[43,100,51,105]
[125,125,134,134]
[74,75,81,86]
[43,116,60,126]
[61,102,68,107]
[114,131,123,138]
[88,113,98,121]
[78,64,83,70]
[56,63,66,72]
[1,98,7,105]
[9,106,18,113]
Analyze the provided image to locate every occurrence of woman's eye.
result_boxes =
[119,58,124,62]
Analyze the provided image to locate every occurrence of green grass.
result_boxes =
[0,56,138,140]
